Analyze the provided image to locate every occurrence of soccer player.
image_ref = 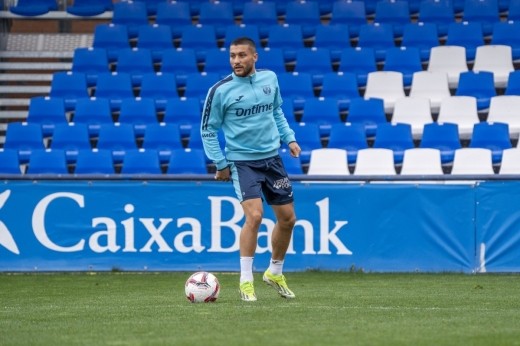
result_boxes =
[201,37,301,301]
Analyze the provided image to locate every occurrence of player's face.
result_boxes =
[229,44,257,77]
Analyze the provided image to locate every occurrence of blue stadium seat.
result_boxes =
[284,0,321,38]
[224,24,262,48]
[94,72,135,111]
[445,22,485,61]
[301,97,342,137]
[132,0,164,16]
[320,72,361,113]
[294,48,333,87]
[401,22,440,62]
[139,72,178,112]
[313,24,352,63]
[111,1,149,38]
[278,148,303,175]
[284,123,322,165]
[50,71,90,111]
[160,48,199,88]
[155,1,192,39]
[241,1,278,39]
[9,0,58,16]
[167,148,208,174]
[183,73,221,106]
[491,21,520,61]
[374,0,411,37]
[92,23,131,62]
[96,123,138,163]
[116,48,155,87]
[327,122,368,165]
[338,47,377,87]
[142,123,184,163]
[203,49,232,78]
[50,123,92,164]
[357,23,396,62]
[462,0,500,36]
[383,46,423,87]
[71,47,110,87]
[26,96,67,137]
[180,25,219,63]
[121,149,162,174]
[72,97,113,137]
[118,97,158,137]
[455,71,497,111]
[66,0,113,16]
[508,0,520,20]
[277,72,315,111]
[419,122,461,164]
[3,122,45,164]
[373,122,415,165]
[346,97,387,137]
[256,48,287,74]
[266,24,305,62]
[26,149,69,175]
[505,70,520,95]
[163,97,201,137]
[74,149,115,174]
[136,24,174,62]
[0,149,22,175]
[417,0,455,37]
[329,0,366,38]
[469,121,512,164]
[198,1,235,39]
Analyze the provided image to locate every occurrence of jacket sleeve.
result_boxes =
[201,88,228,170]
[272,75,296,144]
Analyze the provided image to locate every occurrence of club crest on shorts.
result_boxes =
[262,85,272,95]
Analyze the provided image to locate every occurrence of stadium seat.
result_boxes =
[472,45,514,89]
[74,149,115,175]
[167,148,208,174]
[445,22,485,61]
[142,123,184,163]
[505,70,520,95]
[93,23,131,62]
[117,97,158,137]
[203,49,232,78]
[294,48,333,87]
[400,148,444,175]
[313,24,352,63]
[427,45,469,89]
[66,0,113,17]
[180,25,219,63]
[346,97,387,137]
[0,149,22,175]
[281,99,298,124]
[71,47,110,87]
[498,148,520,174]
[94,72,135,111]
[462,0,500,36]
[420,122,462,164]
[469,122,512,164]
[50,123,92,164]
[96,123,138,163]
[338,47,377,87]
[437,96,480,139]
[451,148,494,175]
[50,71,90,111]
[320,72,361,113]
[139,72,178,112]
[155,1,192,39]
[278,148,303,175]
[132,0,165,16]
[112,1,149,38]
[183,73,221,106]
[417,0,455,36]
[329,0,367,38]
[136,24,174,62]
[3,122,45,164]
[160,48,199,88]
[391,97,434,139]
[26,149,69,175]
[300,97,342,137]
[487,95,520,138]
[374,0,411,37]
[364,71,406,114]
[409,71,451,114]
[72,97,114,137]
[307,148,350,175]
[116,48,155,87]
[455,71,497,111]
[285,123,322,165]
[356,23,396,62]
[508,0,520,20]
[256,48,287,74]
[198,1,235,38]
[224,25,262,48]
[241,1,278,39]
[163,97,202,137]
[121,149,162,174]
[284,0,322,38]
[327,122,368,165]
[373,122,415,164]
[277,72,315,111]
[401,22,440,62]
[490,21,520,61]
[382,46,423,87]
[9,0,58,16]
[266,24,305,62]
[353,148,397,176]
[26,96,68,137]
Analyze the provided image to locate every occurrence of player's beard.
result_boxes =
[234,64,254,77]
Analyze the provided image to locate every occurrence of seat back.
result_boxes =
[451,148,494,175]
[307,148,349,175]
[427,45,469,88]
[74,149,115,174]
[353,148,397,175]
[400,148,444,175]
[121,149,162,174]
[27,149,69,175]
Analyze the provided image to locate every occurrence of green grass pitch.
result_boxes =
[1,272,520,345]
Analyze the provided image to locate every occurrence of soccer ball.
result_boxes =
[185,271,220,303]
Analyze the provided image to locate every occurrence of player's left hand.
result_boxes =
[288,142,301,158]
[215,166,231,181]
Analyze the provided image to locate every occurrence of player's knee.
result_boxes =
[246,210,263,227]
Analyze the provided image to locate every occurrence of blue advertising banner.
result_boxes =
[0,181,478,272]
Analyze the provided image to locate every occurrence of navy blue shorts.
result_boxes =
[229,155,294,205]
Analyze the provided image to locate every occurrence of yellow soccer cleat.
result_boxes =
[263,269,296,299]
[239,281,257,302]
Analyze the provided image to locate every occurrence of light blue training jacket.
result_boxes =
[201,70,296,170]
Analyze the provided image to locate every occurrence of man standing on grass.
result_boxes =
[201,37,301,302]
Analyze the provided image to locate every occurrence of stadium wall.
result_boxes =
[0,180,519,273]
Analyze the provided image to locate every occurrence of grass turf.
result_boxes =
[1,272,520,346]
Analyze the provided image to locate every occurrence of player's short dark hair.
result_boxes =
[230,37,257,52]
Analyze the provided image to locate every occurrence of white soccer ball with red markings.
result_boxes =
[185,271,220,303]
